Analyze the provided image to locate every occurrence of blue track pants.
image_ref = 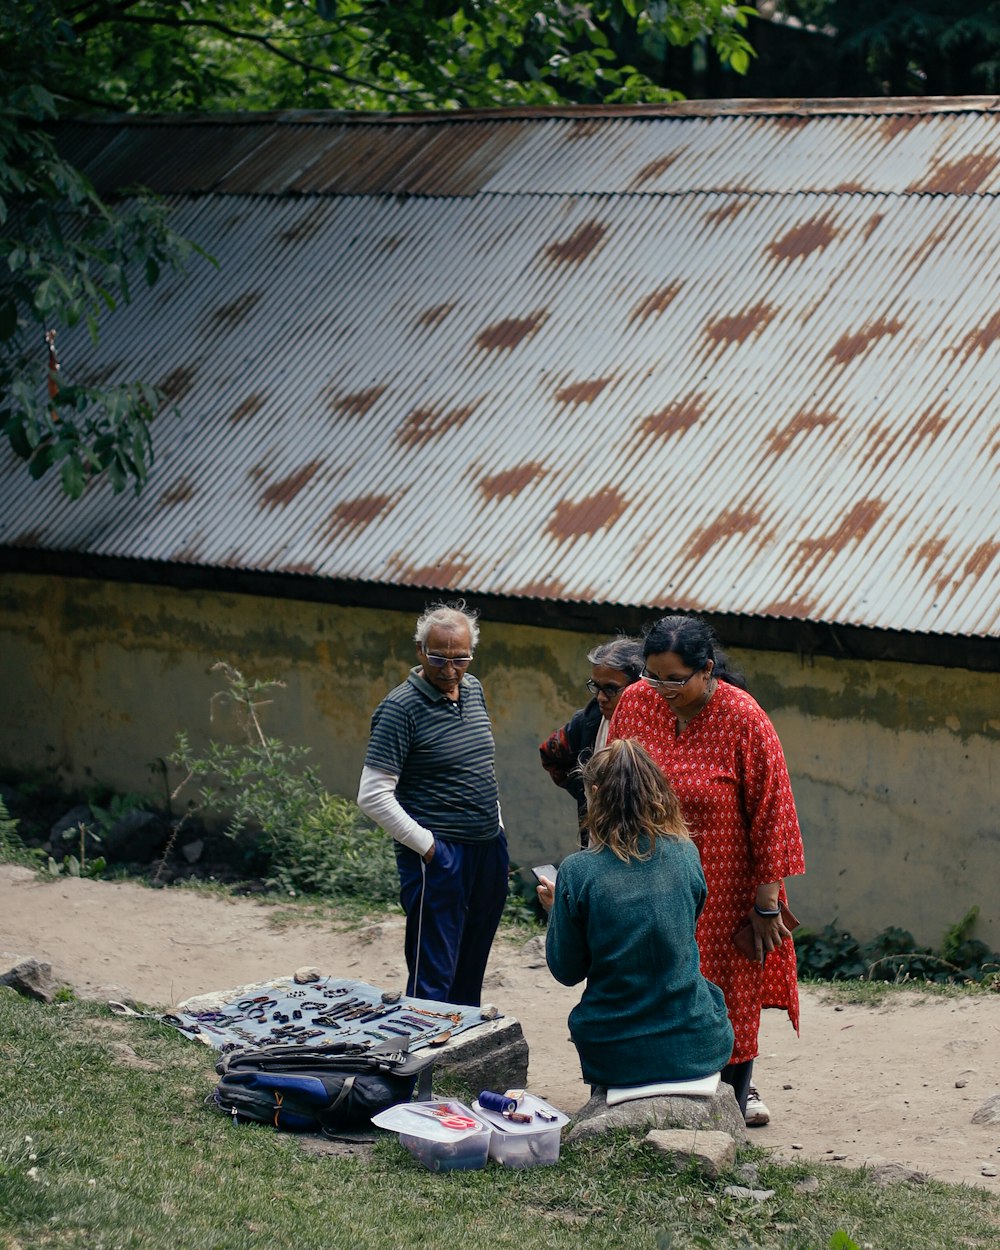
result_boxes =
[395,831,509,1007]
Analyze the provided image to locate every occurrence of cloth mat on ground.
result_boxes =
[162,974,496,1053]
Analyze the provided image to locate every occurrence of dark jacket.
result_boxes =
[539,698,604,844]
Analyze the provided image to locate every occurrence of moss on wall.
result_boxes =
[1,572,997,949]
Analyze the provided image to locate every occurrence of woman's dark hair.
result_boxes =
[582,738,689,861]
[586,635,644,681]
[642,614,747,690]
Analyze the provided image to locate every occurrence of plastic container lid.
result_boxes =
[472,1092,569,1134]
[371,1100,489,1142]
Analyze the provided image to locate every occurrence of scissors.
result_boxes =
[406,1104,479,1131]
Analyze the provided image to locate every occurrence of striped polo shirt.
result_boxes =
[365,668,501,844]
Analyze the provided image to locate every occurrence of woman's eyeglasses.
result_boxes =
[586,679,628,697]
[640,666,703,691]
[424,653,473,669]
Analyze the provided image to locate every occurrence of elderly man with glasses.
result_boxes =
[357,601,508,1006]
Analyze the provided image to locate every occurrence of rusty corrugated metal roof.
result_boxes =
[4,100,1000,638]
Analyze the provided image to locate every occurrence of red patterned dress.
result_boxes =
[610,679,805,1064]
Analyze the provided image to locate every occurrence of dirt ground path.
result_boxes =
[3,865,999,1192]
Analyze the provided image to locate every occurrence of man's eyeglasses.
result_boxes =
[640,666,704,691]
[424,653,473,669]
[586,679,628,698]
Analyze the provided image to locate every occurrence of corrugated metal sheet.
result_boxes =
[63,105,1000,198]
[4,103,1000,639]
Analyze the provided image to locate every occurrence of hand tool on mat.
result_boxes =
[358,1004,402,1024]
[408,1006,463,1025]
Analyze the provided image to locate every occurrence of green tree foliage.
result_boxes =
[1,10,205,499]
[775,1,1000,95]
[33,2,758,113]
[2,2,755,500]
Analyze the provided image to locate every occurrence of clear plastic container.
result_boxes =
[472,1093,569,1168]
[371,1100,491,1172]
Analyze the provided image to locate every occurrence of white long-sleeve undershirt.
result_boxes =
[357,766,505,859]
[357,765,435,857]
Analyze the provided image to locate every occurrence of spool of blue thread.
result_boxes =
[478,1090,518,1115]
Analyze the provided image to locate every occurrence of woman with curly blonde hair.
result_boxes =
[536,738,733,1090]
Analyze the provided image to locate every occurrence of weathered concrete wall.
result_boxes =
[1,572,997,949]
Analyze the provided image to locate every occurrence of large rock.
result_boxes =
[972,1092,1000,1126]
[0,958,59,1003]
[49,805,97,852]
[865,1162,929,1186]
[567,1083,746,1144]
[646,1128,737,1179]
[102,809,172,862]
[430,1015,529,1093]
[520,934,547,969]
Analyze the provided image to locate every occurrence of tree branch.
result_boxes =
[79,11,429,100]
[70,0,146,37]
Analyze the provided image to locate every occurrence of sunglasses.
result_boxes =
[586,679,629,697]
[423,652,473,669]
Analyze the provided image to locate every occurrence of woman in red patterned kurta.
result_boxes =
[609,615,805,1120]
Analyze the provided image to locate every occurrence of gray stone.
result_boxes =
[972,1093,1000,1126]
[181,839,204,864]
[794,1176,820,1194]
[646,1129,737,1180]
[102,809,171,862]
[293,966,322,984]
[722,1184,775,1201]
[865,1162,929,1186]
[567,1084,746,1144]
[108,1041,162,1071]
[50,805,96,847]
[430,1015,529,1094]
[0,958,59,1003]
[520,934,547,968]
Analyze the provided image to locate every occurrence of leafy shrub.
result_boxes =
[796,908,1000,987]
[169,662,400,901]
[504,866,545,928]
[169,663,324,855]
[0,796,40,867]
[267,793,399,903]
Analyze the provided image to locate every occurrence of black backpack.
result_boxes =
[212,1041,435,1133]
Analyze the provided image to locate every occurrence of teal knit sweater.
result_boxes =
[546,836,734,1087]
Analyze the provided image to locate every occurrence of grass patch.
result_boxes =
[802,976,997,1007]
[2,995,998,1250]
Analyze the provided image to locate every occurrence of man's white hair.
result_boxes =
[414,600,480,650]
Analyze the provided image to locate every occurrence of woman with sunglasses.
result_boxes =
[609,615,805,1127]
[539,636,644,847]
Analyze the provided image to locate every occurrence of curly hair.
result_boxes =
[581,738,689,862]
[413,599,480,650]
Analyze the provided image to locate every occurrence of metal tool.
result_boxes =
[359,1004,401,1024]
[409,1006,463,1025]
[403,1105,478,1131]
